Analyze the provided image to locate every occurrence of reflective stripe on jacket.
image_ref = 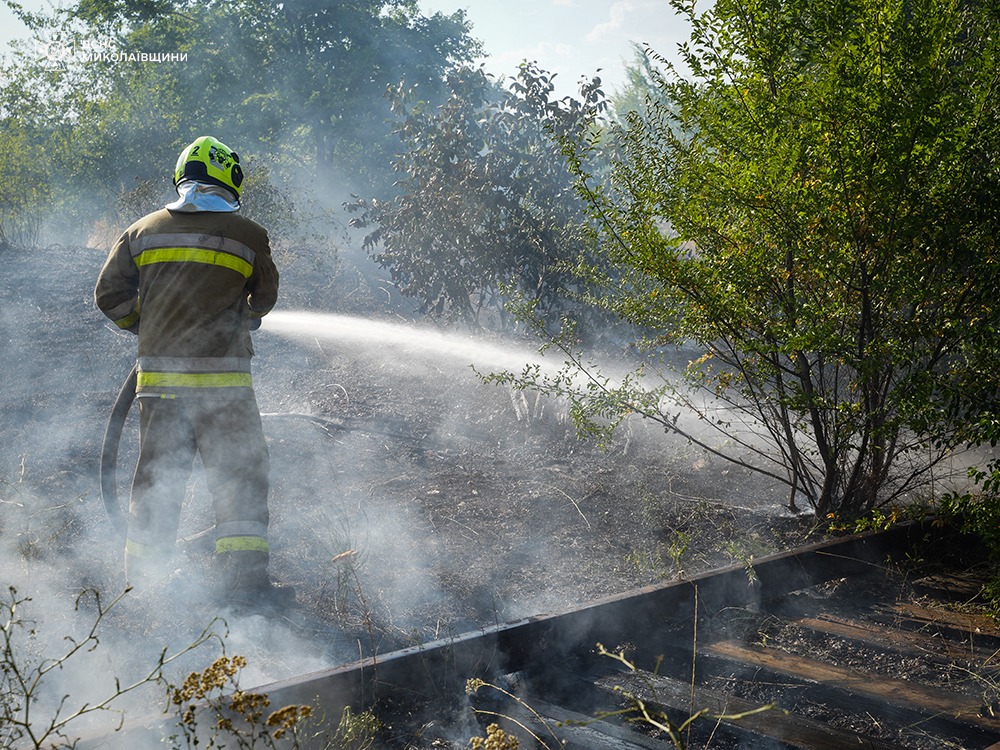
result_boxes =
[130,233,257,278]
[95,208,278,396]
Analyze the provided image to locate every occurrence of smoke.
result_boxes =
[0,74,787,750]
[0,229,795,750]
[256,309,732,627]
[0,9,759,748]
[0,248,356,746]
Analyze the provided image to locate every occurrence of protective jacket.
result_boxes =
[95,208,278,397]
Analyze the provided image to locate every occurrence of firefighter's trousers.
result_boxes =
[124,391,270,589]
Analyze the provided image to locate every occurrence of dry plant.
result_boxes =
[465,678,562,750]
[0,455,71,561]
[469,722,521,750]
[327,705,381,750]
[463,586,774,749]
[934,621,1000,718]
[592,643,776,749]
[167,654,380,750]
[464,637,777,750]
[0,585,219,749]
[0,580,383,750]
[168,654,309,749]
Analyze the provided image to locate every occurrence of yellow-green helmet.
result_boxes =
[173,136,244,200]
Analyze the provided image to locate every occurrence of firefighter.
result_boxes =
[95,136,291,606]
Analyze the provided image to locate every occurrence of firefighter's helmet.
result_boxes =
[173,136,244,200]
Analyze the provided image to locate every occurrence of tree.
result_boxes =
[515,0,1000,518]
[0,123,49,250]
[68,0,480,192]
[0,2,116,238]
[347,63,611,327]
[0,0,480,243]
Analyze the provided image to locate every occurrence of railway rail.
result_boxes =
[89,522,1000,749]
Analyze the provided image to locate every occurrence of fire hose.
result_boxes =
[100,363,136,536]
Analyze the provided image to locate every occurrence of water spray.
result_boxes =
[98,310,559,535]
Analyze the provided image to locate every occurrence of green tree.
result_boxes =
[70,0,480,191]
[517,0,1000,518]
[0,123,50,250]
[347,63,611,327]
[0,0,480,243]
[0,2,113,239]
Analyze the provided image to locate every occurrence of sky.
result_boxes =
[418,0,688,96]
[0,0,689,98]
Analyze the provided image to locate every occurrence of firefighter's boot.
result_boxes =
[217,550,296,609]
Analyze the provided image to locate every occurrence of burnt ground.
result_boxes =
[0,243,808,624]
[256,321,813,645]
[0,242,992,748]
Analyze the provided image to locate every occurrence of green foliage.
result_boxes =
[0,0,480,244]
[825,504,935,535]
[528,0,1000,519]
[79,0,480,193]
[346,63,611,327]
[936,472,1000,611]
[0,4,101,238]
[938,491,1000,555]
[0,124,49,250]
